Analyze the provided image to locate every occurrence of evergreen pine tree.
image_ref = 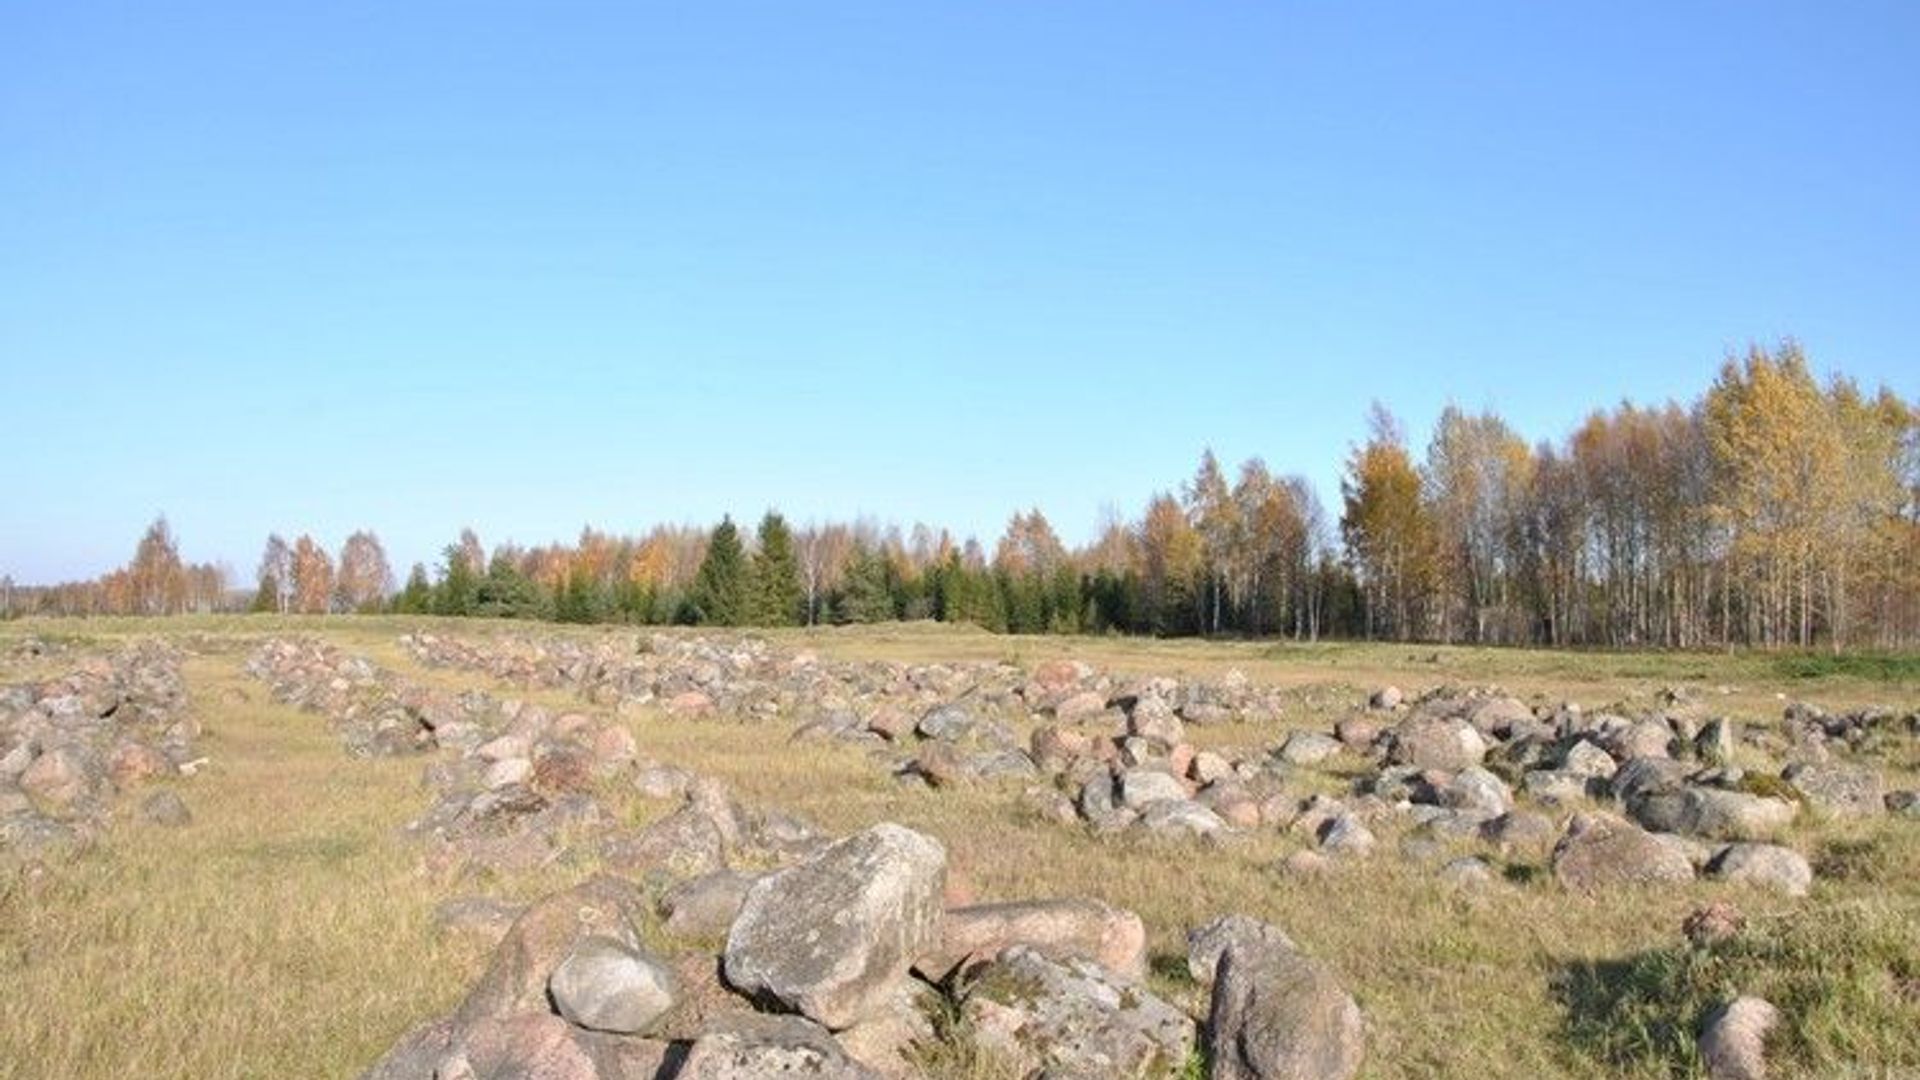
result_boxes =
[434,545,477,616]
[688,517,748,626]
[834,544,897,624]
[556,568,598,623]
[394,563,433,614]
[749,511,803,626]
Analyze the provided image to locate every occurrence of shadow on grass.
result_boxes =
[1550,899,1920,1078]
[1148,950,1194,984]
[1551,947,1705,1077]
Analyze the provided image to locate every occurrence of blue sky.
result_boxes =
[3,2,1916,584]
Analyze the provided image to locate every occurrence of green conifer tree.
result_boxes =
[394,563,433,614]
[434,546,478,616]
[749,511,804,626]
[688,517,748,626]
[834,544,898,624]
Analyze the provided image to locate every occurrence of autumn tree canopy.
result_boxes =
[10,344,1916,649]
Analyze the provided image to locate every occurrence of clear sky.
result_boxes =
[3,2,1916,585]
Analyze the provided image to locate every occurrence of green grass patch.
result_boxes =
[1771,651,1920,683]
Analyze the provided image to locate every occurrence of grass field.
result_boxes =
[2,616,1916,1078]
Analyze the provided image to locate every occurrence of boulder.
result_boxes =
[1783,762,1885,818]
[599,805,729,878]
[675,1015,882,1079]
[1126,697,1186,748]
[962,946,1195,1079]
[1551,812,1695,891]
[661,869,761,940]
[1560,739,1619,780]
[1626,787,1796,841]
[1316,814,1375,858]
[137,789,192,827]
[1205,919,1365,1080]
[434,1011,672,1080]
[1186,913,1295,986]
[1190,750,1235,785]
[548,935,679,1035]
[1053,690,1110,722]
[19,747,97,809]
[1706,844,1813,898]
[1333,717,1382,751]
[1386,717,1487,772]
[1438,766,1512,816]
[1694,718,1736,767]
[358,1017,456,1080]
[1278,732,1343,766]
[1467,696,1533,738]
[1611,719,1675,761]
[917,898,1147,982]
[917,703,982,742]
[1138,798,1229,839]
[452,876,648,1028]
[1117,768,1189,809]
[724,824,946,1030]
[1698,996,1778,1080]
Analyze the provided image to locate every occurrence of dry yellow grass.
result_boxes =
[1,616,1915,1078]
[0,655,484,1079]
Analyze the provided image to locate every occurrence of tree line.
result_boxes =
[10,344,1916,649]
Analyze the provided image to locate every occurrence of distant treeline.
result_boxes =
[9,344,1917,650]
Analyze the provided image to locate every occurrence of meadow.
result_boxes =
[2,616,1915,1079]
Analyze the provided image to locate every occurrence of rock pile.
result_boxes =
[246,637,471,756]
[396,632,1919,898]
[247,637,830,881]
[0,642,197,861]
[366,819,1367,1079]
[402,631,1298,731]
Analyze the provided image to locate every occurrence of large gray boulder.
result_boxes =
[724,823,946,1031]
[1626,786,1797,841]
[1277,732,1342,766]
[1706,843,1814,898]
[1138,798,1229,839]
[548,935,679,1035]
[1467,696,1534,738]
[1551,812,1695,891]
[1205,918,1364,1080]
[1438,766,1512,816]
[1118,768,1189,809]
[962,945,1195,1079]
[1783,762,1885,818]
[1386,716,1487,772]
